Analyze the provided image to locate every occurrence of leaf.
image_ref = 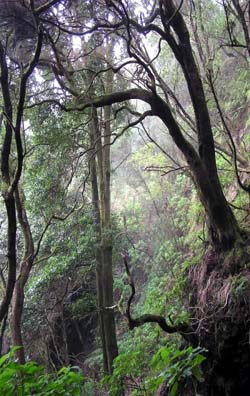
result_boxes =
[150,346,172,369]
[0,354,9,368]
[170,380,178,396]
[191,354,206,367]
[192,366,202,382]
[23,361,42,374]
[0,347,21,367]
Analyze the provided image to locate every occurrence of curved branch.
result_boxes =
[33,204,78,261]
[231,0,250,56]
[122,255,190,335]
[28,87,200,171]
[34,0,61,15]
[0,41,13,184]
[0,194,17,322]
[10,27,43,195]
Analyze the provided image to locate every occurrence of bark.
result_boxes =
[89,117,109,373]
[0,314,8,355]
[0,42,17,322]
[88,51,118,373]
[231,0,250,56]
[102,245,118,374]
[0,195,17,322]
[101,60,118,374]
[89,101,118,373]
[10,188,34,364]
[11,281,26,364]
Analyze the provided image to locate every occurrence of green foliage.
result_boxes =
[102,350,146,396]
[0,348,85,396]
[25,210,96,304]
[149,345,207,396]
[232,275,248,296]
[102,343,206,396]
[100,328,164,395]
[69,291,96,321]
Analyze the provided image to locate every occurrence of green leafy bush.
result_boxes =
[102,342,206,396]
[102,349,148,396]
[149,345,206,396]
[0,348,85,396]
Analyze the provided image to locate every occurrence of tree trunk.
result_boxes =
[0,194,17,322]
[90,123,109,374]
[102,244,118,373]
[157,0,240,249]
[190,160,239,250]
[0,42,17,323]
[89,101,118,373]
[10,188,34,364]
[101,59,118,374]
[88,43,118,374]
[148,92,240,250]
[11,281,25,364]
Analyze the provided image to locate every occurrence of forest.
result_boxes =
[0,0,249,395]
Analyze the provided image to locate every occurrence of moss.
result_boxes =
[231,275,248,293]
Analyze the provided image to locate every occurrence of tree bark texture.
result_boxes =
[101,60,119,373]
[90,124,109,374]
[10,188,34,364]
[89,87,118,374]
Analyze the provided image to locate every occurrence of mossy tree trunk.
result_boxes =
[10,188,34,364]
[89,108,109,374]
[88,45,118,373]
[101,62,119,373]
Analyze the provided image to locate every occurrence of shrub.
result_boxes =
[0,348,85,396]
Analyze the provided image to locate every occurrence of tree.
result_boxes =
[36,1,248,394]
[40,0,243,249]
[0,0,60,363]
[88,47,119,374]
[85,1,242,250]
[0,6,42,321]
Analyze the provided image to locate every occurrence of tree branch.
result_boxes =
[207,69,250,193]
[9,27,43,195]
[122,255,190,336]
[0,41,13,184]
[34,0,61,15]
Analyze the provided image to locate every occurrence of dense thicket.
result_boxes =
[0,1,249,395]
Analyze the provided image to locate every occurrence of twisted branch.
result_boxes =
[122,255,190,336]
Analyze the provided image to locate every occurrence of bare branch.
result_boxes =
[34,0,61,15]
[9,27,43,195]
[122,255,190,336]
[33,204,80,261]
[207,69,250,193]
